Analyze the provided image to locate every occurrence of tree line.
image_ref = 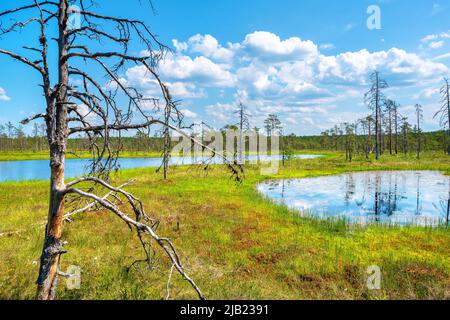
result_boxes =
[0,120,447,157]
[320,73,450,161]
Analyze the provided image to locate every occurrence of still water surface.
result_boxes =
[0,154,320,182]
[257,171,450,226]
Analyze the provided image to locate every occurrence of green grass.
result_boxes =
[0,151,449,300]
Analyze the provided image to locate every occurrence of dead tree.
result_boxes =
[0,0,242,300]
[392,101,400,155]
[158,90,183,180]
[358,117,370,159]
[366,115,374,157]
[401,116,411,155]
[415,104,424,160]
[234,102,249,164]
[344,122,355,162]
[434,78,450,155]
[385,99,395,155]
[365,71,388,160]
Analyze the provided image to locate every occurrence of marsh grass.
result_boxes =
[0,151,449,299]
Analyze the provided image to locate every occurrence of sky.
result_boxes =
[0,0,450,135]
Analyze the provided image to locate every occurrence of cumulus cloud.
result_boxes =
[180,108,198,119]
[399,103,441,127]
[162,32,448,104]
[167,82,206,99]
[158,53,236,87]
[205,103,236,122]
[413,87,441,100]
[75,104,102,124]
[173,34,235,63]
[0,87,10,101]
[241,31,318,62]
[316,48,448,85]
[122,58,224,99]
[118,31,449,134]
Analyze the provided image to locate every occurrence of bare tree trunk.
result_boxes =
[446,81,450,156]
[417,117,421,160]
[388,108,393,155]
[163,104,171,180]
[37,0,69,300]
[367,117,372,159]
[37,155,66,300]
[394,107,399,155]
[375,78,380,160]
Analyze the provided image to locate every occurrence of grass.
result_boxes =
[0,151,449,300]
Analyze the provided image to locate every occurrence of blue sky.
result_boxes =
[1,0,450,135]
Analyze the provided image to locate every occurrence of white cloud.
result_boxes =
[433,52,450,61]
[421,34,439,43]
[413,87,440,100]
[174,34,235,63]
[429,40,444,49]
[399,103,440,127]
[122,55,232,100]
[159,53,236,87]
[167,32,448,104]
[421,29,450,49]
[167,82,206,99]
[117,31,449,134]
[241,31,318,62]
[205,103,236,122]
[172,39,188,52]
[75,104,102,124]
[317,48,448,85]
[180,108,198,119]
[286,117,298,125]
[0,87,10,101]
[319,43,335,50]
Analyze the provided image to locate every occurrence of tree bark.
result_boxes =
[37,0,69,300]
[417,113,421,160]
[163,109,170,180]
[446,81,450,156]
[388,107,393,155]
[394,107,399,155]
[375,74,380,160]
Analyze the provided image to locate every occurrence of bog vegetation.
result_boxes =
[1,152,449,300]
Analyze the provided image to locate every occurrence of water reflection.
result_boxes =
[258,171,450,226]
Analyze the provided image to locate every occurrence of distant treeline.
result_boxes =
[287,130,449,155]
[0,121,448,155]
